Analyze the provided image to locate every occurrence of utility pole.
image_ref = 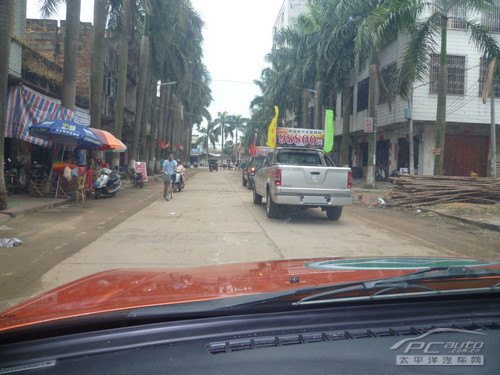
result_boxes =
[482,58,497,177]
[408,87,415,175]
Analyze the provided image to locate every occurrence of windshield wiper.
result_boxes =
[293,266,500,306]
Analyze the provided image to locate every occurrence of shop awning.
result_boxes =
[5,84,91,148]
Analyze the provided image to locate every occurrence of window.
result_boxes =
[357,78,369,112]
[277,151,322,166]
[482,1,500,32]
[447,6,467,30]
[379,63,395,104]
[478,57,500,97]
[430,54,465,95]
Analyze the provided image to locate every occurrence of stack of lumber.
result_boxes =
[387,175,500,207]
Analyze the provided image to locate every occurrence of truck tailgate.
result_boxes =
[278,166,351,195]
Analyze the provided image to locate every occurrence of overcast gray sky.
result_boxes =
[26,0,283,123]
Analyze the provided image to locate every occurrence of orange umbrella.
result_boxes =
[89,128,125,151]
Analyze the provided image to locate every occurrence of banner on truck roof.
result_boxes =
[254,146,272,157]
[276,127,325,148]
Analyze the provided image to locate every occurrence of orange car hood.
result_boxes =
[1,256,499,332]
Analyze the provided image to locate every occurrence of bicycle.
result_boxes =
[163,173,173,201]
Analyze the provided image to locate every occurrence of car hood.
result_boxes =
[1,256,499,332]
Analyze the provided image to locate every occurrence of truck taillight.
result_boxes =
[348,171,352,188]
[274,168,281,186]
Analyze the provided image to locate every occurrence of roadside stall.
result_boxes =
[28,120,102,198]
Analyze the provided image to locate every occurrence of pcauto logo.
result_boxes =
[390,328,487,366]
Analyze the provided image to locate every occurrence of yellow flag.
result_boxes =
[266,106,279,148]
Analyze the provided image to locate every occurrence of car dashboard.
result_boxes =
[1,293,499,374]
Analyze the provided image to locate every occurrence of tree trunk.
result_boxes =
[0,1,15,209]
[341,80,351,167]
[434,16,448,176]
[303,90,309,128]
[314,80,322,130]
[139,74,151,161]
[112,0,132,168]
[148,84,158,175]
[155,84,167,172]
[90,0,106,130]
[129,35,149,165]
[61,0,81,111]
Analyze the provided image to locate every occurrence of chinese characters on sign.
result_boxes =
[364,117,373,133]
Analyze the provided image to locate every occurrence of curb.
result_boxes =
[420,207,500,233]
[0,198,72,218]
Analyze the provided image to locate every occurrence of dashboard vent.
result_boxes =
[207,321,500,354]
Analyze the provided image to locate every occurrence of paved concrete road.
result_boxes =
[1,168,498,310]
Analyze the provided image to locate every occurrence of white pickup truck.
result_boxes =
[253,147,353,220]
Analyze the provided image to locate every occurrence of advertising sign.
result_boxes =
[191,148,201,155]
[134,162,147,181]
[365,118,373,133]
[276,128,324,148]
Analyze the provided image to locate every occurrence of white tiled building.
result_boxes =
[334,5,500,177]
[273,1,500,177]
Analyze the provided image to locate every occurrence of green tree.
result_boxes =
[213,111,233,165]
[196,120,217,164]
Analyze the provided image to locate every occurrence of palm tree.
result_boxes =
[0,0,15,209]
[365,0,500,175]
[89,0,107,130]
[111,0,133,168]
[196,121,217,164]
[214,111,233,165]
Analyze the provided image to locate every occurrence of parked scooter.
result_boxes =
[93,167,122,199]
[131,168,144,188]
[4,157,28,194]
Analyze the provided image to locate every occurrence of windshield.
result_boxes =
[1,0,500,338]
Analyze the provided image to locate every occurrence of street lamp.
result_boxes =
[157,81,177,97]
[159,81,177,86]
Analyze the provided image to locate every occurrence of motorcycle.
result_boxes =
[130,168,144,188]
[173,171,185,192]
[93,167,122,199]
[4,157,28,194]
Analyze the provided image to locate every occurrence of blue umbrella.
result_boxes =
[29,119,102,149]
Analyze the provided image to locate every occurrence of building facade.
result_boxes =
[272,1,500,177]
[333,6,500,177]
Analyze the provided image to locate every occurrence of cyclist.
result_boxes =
[161,152,177,196]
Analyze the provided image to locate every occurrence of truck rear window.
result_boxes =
[277,152,323,166]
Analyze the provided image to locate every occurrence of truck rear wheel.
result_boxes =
[266,189,280,218]
[326,206,342,221]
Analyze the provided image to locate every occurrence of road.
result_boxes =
[0,168,499,311]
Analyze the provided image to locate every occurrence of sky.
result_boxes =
[26,0,284,124]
